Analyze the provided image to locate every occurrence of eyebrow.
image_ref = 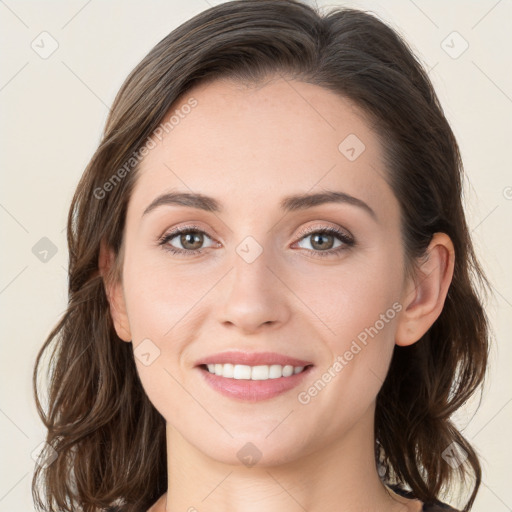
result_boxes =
[142,190,377,220]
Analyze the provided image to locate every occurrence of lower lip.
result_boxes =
[198,365,313,402]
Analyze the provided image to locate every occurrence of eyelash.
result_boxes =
[157,224,355,259]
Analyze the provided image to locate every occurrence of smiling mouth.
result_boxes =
[201,363,313,380]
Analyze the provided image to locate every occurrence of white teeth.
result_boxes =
[282,365,294,377]
[251,365,269,380]
[233,365,251,380]
[269,364,282,379]
[222,363,234,378]
[204,363,307,380]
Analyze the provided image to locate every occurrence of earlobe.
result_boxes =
[99,239,132,342]
[395,233,455,347]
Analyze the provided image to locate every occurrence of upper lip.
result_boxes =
[196,351,313,367]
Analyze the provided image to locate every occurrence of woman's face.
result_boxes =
[113,76,412,465]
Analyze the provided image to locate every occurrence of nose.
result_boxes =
[218,242,291,334]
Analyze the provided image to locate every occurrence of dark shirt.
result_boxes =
[389,484,460,511]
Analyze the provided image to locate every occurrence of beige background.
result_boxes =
[1,1,511,510]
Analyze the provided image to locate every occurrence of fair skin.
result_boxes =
[100,76,454,512]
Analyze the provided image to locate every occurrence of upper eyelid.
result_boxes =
[295,224,353,238]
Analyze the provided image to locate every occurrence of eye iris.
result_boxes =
[311,232,334,250]
[181,231,203,250]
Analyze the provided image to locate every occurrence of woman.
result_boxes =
[32,1,490,511]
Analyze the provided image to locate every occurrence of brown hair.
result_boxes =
[32,1,490,511]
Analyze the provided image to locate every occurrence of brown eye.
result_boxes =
[296,227,354,254]
[178,231,205,250]
[308,232,336,251]
[159,227,216,256]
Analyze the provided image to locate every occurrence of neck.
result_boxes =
[154,402,416,512]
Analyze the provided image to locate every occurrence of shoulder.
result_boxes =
[387,484,460,511]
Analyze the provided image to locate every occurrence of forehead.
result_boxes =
[128,76,396,221]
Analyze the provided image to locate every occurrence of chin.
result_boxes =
[191,429,311,468]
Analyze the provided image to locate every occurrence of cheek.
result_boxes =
[121,256,202,422]
[294,246,404,346]
[121,249,221,416]
[297,246,404,398]
[122,248,212,341]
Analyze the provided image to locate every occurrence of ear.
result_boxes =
[395,233,455,347]
[99,239,132,342]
